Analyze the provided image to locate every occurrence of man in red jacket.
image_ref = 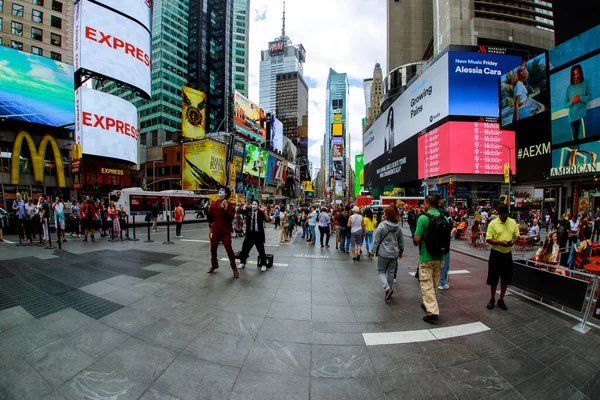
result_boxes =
[207,186,239,278]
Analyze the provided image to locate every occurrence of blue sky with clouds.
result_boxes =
[247,0,386,174]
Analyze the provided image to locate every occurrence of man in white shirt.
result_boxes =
[481,210,489,224]
[524,219,541,244]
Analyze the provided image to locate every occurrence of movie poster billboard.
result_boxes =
[243,143,268,178]
[230,139,245,188]
[265,154,285,184]
[182,140,226,190]
[270,116,283,153]
[333,144,343,161]
[182,86,206,139]
[355,155,364,196]
[234,91,267,142]
[282,136,297,163]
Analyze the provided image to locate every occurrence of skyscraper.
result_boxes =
[232,0,250,96]
[188,0,234,133]
[367,63,383,123]
[325,68,349,195]
[275,72,308,144]
[387,0,433,72]
[363,78,373,120]
[258,3,306,114]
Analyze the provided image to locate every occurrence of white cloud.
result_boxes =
[248,0,386,171]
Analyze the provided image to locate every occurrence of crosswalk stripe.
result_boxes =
[220,258,288,267]
[408,269,470,276]
[363,322,490,346]
[180,239,211,243]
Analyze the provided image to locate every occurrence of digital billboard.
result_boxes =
[182,86,206,139]
[364,53,450,164]
[549,24,600,71]
[365,134,418,188]
[231,139,245,188]
[550,54,600,145]
[515,114,552,183]
[282,136,297,163]
[265,154,285,185]
[500,53,549,127]
[0,47,74,127]
[333,144,343,161]
[448,51,522,118]
[234,91,267,142]
[93,0,152,31]
[74,0,152,98]
[270,116,283,153]
[243,143,268,178]
[75,87,138,164]
[417,121,515,179]
[355,155,364,196]
[550,140,600,178]
[182,140,226,190]
[269,40,286,56]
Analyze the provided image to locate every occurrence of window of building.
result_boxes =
[50,32,61,46]
[31,46,42,56]
[0,37,2,45]
[12,3,23,17]
[176,152,180,162]
[151,133,158,147]
[51,0,62,12]
[31,27,42,41]
[33,0,44,5]
[0,17,2,31]
[11,21,23,35]
[0,0,3,12]
[11,40,23,50]
[50,51,61,61]
[32,9,43,23]
[50,15,61,29]
[163,153,167,163]
[140,132,147,146]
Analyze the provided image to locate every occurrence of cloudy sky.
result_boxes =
[246,0,386,173]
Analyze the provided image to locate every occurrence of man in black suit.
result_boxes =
[238,199,271,272]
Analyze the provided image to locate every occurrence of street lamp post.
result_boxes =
[500,144,515,213]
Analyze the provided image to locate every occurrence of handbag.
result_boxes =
[375,228,392,257]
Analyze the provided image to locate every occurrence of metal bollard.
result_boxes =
[163,215,174,245]
[37,220,44,246]
[131,215,139,241]
[55,222,66,253]
[108,219,119,242]
[45,216,56,249]
[144,219,154,243]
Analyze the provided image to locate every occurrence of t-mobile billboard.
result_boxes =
[74,0,152,98]
[75,86,138,164]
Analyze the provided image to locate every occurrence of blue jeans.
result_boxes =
[309,225,316,242]
[410,225,416,238]
[302,221,308,238]
[439,252,450,286]
[338,227,347,250]
[365,231,373,253]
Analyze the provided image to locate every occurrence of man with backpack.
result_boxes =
[413,195,452,324]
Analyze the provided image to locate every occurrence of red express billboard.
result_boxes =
[418,121,516,179]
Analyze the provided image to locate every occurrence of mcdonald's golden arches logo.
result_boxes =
[72,143,83,161]
[11,131,67,188]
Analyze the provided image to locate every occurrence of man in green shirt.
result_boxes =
[485,204,519,310]
[414,195,446,323]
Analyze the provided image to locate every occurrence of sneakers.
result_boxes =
[238,263,245,269]
[438,283,450,290]
[423,314,439,324]
[208,265,219,273]
[357,255,361,261]
[497,299,508,311]
[261,265,267,272]
[393,278,397,283]
[384,287,393,300]
[487,299,495,310]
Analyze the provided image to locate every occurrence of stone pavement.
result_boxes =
[0,222,599,399]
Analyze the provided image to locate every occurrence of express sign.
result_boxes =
[74,0,152,98]
[93,0,152,31]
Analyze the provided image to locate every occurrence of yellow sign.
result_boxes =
[182,140,226,190]
[182,86,206,139]
[449,178,453,184]
[11,131,66,187]
[504,163,510,183]
[332,123,343,136]
[333,113,342,123]
[101,168,124,175]
[303,181,313,192]
[71,143,82,161]
[438,177,442,184]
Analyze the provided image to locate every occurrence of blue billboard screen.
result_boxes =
[448,51,522,118]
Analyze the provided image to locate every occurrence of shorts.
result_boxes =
[487,249,514,286]
[55,220,65,230]
[350,229,363,247]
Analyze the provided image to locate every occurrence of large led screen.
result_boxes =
[270,116,283,153]
[282,136,297,163]
[0,47,74,127]
[448,51,522,118]
[75,87,138,163]
[182,86,206,139]
[94,0,152,31]
[418,121,516,179]
[364,134,419,189]
[500,53,548,127]
[234,91,267,142]
[364,53,450,164]
[243,143,269,178]
[74,0,152,98]
[265,154,285,185]
[355,155,364,196]
[550,140,600,178]
[182,140,226,190]
[549,24,600,71]
[550,54,600,145]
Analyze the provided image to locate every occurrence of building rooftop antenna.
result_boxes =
[282,0,286,39]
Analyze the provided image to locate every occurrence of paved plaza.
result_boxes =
[0,222,599,399]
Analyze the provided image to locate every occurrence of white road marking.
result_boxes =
[409,269,470,276]
[180,239,211,243]
[363,322,490,346]
[293,254,330,259]
[220,258,288,267]
[3,239,15,244]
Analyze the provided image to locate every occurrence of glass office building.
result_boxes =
[324,68,349,188]
[232,0,250,96]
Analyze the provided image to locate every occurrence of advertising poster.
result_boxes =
[355,155,364,196]
[182,140,226,190]
[265,154,285,185]
[515,113,552,183]
[365,134,419,188]
[0,47,74,127]
[364,53,450,164]
[550,54,600,145]
[335,180,343,197]
[549,24,600,71]
[270,116,283,153]
[448,51,522,118]
[231,139,245,188]
[417,121,515,179]
[333,144,343,161]
[93,0,152,31]
[234,91,267,142]
[550,140,600,178]
[282,137,297,163]
[182,86,206,139]
[500,52,548,127]
[243,143,268,178]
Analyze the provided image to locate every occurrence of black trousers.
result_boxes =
[319,226,330,246]
[239,232,266,264]
[594,225,600,242]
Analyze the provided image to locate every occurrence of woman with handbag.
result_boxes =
[372,206,404,301]
[108,201,119,238]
